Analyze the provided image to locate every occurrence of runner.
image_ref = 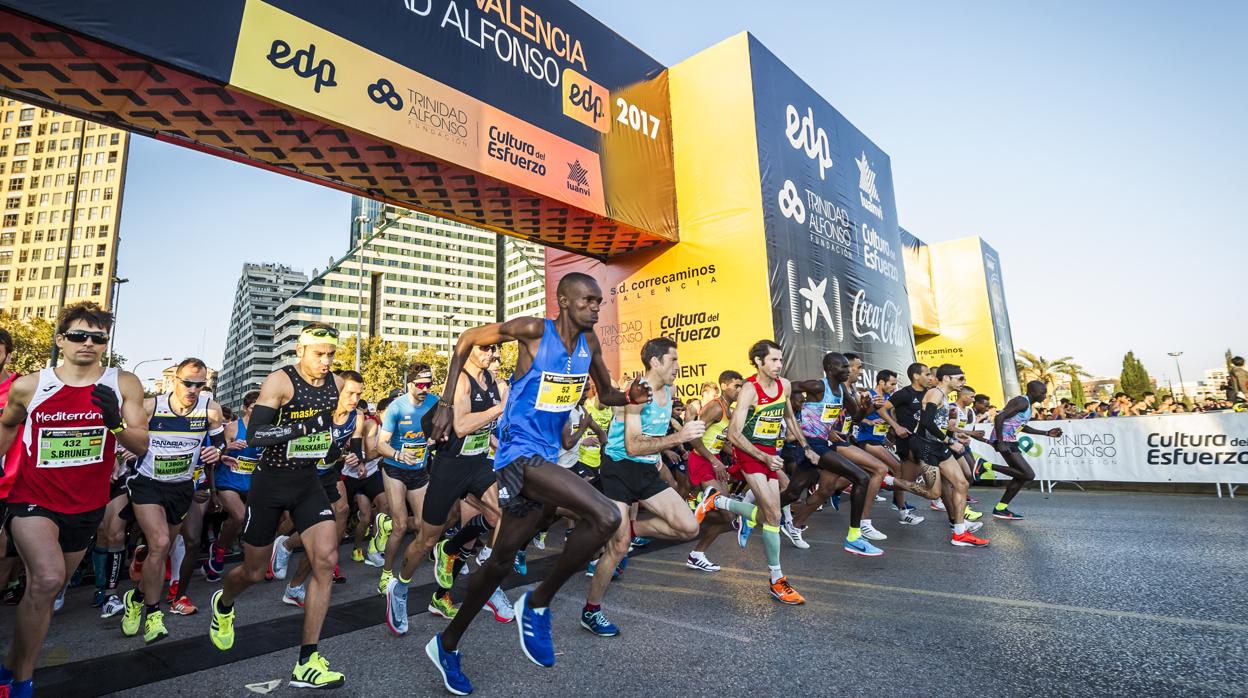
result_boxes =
[205,390,261,583]
[783,352,890,555]
[581,337,705,635]
[853,370,924,526]
[120,357,225,639]
[886,364,989,547]
[0,302,149,698]
[982,380,1063,520]
[374,365,438,597]
[695,339,811,604]
[684,370,743,572]
[386,342,508,636]
[206,322,346,689]
[945,385,985,520]
[344,405,387,566]
[0,328,23,596]
[423,272,648,696]
[282,371,366,606]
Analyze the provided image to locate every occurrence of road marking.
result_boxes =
[552,587,754,642]
[632,558,1248,632]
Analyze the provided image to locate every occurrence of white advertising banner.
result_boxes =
[966,412,1248,484]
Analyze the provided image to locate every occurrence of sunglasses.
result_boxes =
[476,344,500,353]
[178,378,208,389]
[303,327,340,339]
[62,330,109,345]
[412,379,433,389]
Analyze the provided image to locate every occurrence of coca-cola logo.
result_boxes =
[850,289,905,347]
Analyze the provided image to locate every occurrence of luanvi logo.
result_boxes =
[566,160,591,196]
[266,39,337,93]
[785,104,833,180]
[855,151,883,220]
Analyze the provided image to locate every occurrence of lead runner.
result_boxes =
[424,272,648,696]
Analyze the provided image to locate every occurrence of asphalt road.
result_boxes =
[4,488,1246,697]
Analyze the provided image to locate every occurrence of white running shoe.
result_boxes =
[899,511,925,526]
[475,546,493,566]
[486,586,515,622]
[966,520,984,534]
[100,594,125,618]
[282,584,306,607]
[685,554,721,572]
[781,522,811,549]
[363,549,385,567]
[930,500,947,512]
[53,587,67,614]
[270,534,292,580]
[860,522,888,541]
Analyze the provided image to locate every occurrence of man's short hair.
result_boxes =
[1233,356,1245,367]
[56,301,113,336]
[175,357,207,375]
[556,272,597,300]
[409,362,432,378]
[242,390,261,409]
[719,370,743,385]
[936,363,964,379]
[640,337,678,370]
[876,369,896,384]
[339,370,364,385]
[748,340,781,367]
[906,363,927,381]
[0,327,11,354]
[974,394,990,404]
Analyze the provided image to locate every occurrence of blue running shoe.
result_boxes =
[737,518,755,548]
[425,634,473,696]
[92,588,107,607]
[630,536,650,548]
[843,536,883,557]
[513,550,527,576]
[615,554,628,577]
[515,592,555,667]
[580,608,620,637]
[585,559,621,580]
[385,578,409,636]
[829,494,842,512]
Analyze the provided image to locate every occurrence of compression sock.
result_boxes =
[92,547,107,590]
[169,537,186,584]
[107,548,125,589]
[742,490,757,506]
[847,526,862,542]
[762,524,781,568]
[781,504,793,525]
[448,515,490,557]
[768,565,783,584]
[299,644,317,662]
[715,496,758,524]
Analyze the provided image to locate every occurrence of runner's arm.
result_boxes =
[623,403,705,457]
[782,382,820,465]
[245,371,331,446]
[452,372,503,437]
[917,391,948,442]
[586,333,650,408]
[432,318,542,440]
[112,372,150,455]
[881,394,910,437]
[727,385,772,462]
[0,374,34,458]
[687,401,722,462]
[992,396,1027,444]
[789,379,825,402]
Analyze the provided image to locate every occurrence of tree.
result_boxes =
[2,311,53,374]
[1069,369,1086,407]
[1015,350,1090,402]
[332,336,414,404]
[1118,350,1152,401]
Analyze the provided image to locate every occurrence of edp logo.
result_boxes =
[785,104,832,180]
[267,39,337,93]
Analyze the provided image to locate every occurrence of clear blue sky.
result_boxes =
[114,0,1246,388]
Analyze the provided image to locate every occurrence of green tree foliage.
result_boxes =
[1118,350,1152,401]
[1069,369,1086,406]
[1,311,53,374]
[332,336,414,404]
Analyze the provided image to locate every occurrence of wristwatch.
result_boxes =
[109,420,126,435]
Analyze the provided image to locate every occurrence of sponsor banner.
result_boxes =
[545,34,772,400]
[746,37,915,386]
[981,241,1021,398]
[900,228,940,336]
[966,414,1248,483]
[914,236,1011,405]
[2,0,676,242]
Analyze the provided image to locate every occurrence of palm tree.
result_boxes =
[1015,350,1092,403]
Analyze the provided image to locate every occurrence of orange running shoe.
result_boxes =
[694,488,721,524]
[129,545,148,582]
[170,595,198,615]
[769,576,805,605]
[951,530,990,547]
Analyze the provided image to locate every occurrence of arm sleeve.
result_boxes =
[246,405,330,447]
[208,425,226,449]
[917,402,946,441]
[350,437,364,461]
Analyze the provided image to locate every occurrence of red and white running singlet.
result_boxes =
[0,371,22,499]
[9,367,122,513]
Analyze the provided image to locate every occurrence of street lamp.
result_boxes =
[354,214,369,372]
[133,356,172,392]
[108,277,129,366]
[1168,351,1188,404]
[444,314,455,358]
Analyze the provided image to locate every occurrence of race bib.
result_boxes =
[711,432,727,451]
[841,419,853,435]
[535,372,587,413]
[873,423,890,436]
[401,441,428,466]
[461,430,490,457]
[232,456,258,474]
[38,426,106,468]
[752,415,783,440]
[820,405,842,423]
[154,453,194,480]
[286,430,332,460]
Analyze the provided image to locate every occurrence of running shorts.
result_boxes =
[5,503,105,554]
[126,474,194,525]
[318,464,343,505]
[913,438,953,467]
[242,467,334,547]
[729,444,780,481]
[600,453,670,505]
[422,453,496,526]
[344,471,384,502]
[494,455,551,517]
[382,464,429,491]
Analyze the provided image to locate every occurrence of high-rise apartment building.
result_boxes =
[272,202,546,366]
[215,263,308,408]
[0,99,129,318]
